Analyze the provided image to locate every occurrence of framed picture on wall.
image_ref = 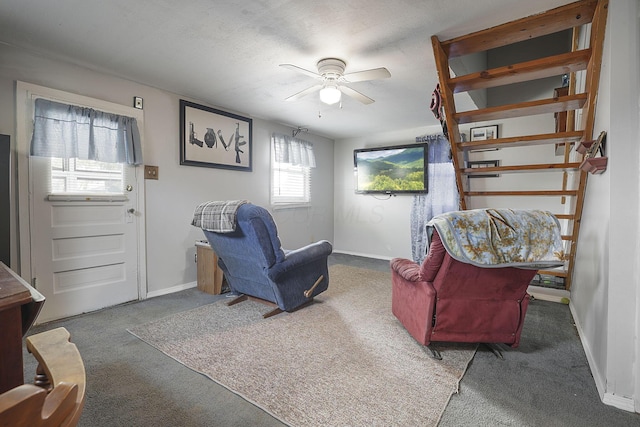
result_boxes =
[470,125,499,141]
[467,160,500,178]
[179,100,252,171]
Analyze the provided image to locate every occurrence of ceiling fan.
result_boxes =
[280,58,391,105]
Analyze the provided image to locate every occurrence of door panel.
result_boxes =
[54,263,126,292]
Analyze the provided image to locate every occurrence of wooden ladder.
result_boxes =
[431,0,609,291]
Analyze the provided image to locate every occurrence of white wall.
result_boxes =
[571,0,640,412]
[0,43,335,295]
[487,30,572,108]
[333,125,442,260]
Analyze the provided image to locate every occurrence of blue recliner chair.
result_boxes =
[193,202,332,317]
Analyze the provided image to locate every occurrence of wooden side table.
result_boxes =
[196,241,224,295]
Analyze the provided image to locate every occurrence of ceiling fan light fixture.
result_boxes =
[281,57,388,105]
[319,85,341,105]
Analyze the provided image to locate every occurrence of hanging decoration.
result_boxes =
[577,131,607,174]
[430,84,448,139]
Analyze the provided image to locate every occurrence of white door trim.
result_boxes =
[15,81,147,300]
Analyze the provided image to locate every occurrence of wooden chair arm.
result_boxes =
[0,382,77,427]
[25,327,86,427]
[0,384,47,426]
[41,382,78,426]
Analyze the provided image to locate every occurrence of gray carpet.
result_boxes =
[128,265,476,427]
[22,254,640,426]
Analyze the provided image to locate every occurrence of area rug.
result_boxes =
[129,265,476,426]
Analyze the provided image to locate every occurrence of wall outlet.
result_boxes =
[144,165,158,180]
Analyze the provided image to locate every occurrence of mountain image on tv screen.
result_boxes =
[355,146,426,193]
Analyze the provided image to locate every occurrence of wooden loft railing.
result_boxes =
[431,0,609,291]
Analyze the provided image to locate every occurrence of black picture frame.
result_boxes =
[467,160,500,178]
[470,124,499,141]
[180,100,252,171]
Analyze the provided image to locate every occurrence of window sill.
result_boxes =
[47,194,128,202]
[271,203,311,211]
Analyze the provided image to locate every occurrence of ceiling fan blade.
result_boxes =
[343,67,391,83]
[339,85,375,105]
[285,84,323,101]
[279,63,322,80]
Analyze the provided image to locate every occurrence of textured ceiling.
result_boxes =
[0,0,573,139]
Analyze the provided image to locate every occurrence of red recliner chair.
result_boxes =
[391,230,537,359]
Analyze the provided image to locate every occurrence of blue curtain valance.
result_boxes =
[31,98,143,165]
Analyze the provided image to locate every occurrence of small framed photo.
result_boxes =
[467,160,500,178]
[470,125,499,141]
[180,100,252,171]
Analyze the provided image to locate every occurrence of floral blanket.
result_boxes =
[427,209,565,269]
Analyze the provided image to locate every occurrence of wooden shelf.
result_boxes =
[463,162,580,175]
[465,190,578,197]
[441,0,597,57]
[450,50,591,93]
[460,131,583,150]
[537,269,568,278]
[455,93,588,124]
[553,214,575,220]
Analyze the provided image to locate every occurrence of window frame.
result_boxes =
[270,147,312,209]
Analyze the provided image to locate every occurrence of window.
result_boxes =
[270,134,315,207]
[50,158,124,195]
[271,162,311,205]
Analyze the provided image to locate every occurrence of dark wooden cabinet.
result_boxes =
[0,262,44,393]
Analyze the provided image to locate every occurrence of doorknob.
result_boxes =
[126,185,133,192]
[128,208,136,214]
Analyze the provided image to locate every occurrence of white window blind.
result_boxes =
[271,133,315,207]
[271,163,311,205]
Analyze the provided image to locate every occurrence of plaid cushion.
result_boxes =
[191,200,248,232]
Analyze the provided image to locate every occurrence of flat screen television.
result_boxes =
[354,143,428,194]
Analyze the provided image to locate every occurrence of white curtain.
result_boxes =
[272,133,316,168]
[31,98,143,165]
[410,134,459,263]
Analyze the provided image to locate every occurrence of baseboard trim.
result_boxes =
[146,281,197,299]
[332,249,393,261]
[603,392,636,412]
[569,302,606,398]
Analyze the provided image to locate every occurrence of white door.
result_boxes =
[16,82,146,324]
[29,156,141,322]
